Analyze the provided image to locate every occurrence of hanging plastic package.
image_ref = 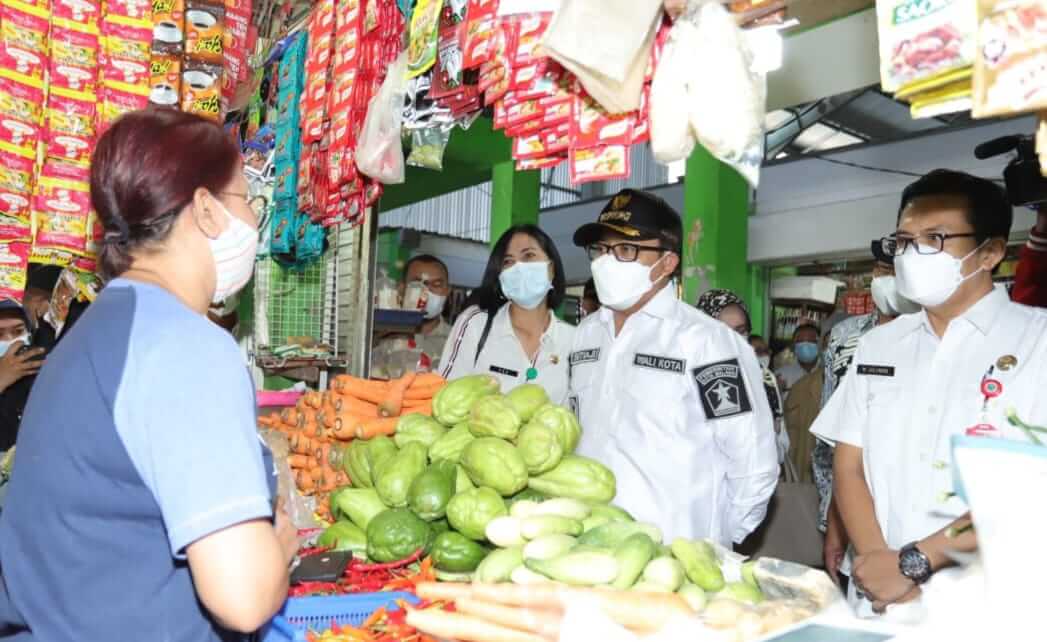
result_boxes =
[357,50,408,184]
[651,1,764,187]
[406,126,451,170]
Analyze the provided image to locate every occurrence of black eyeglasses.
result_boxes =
[880,232,978,257]
[586,242,670,263]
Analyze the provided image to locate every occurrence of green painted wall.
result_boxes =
[378,229,411,280]
[681,146,766,334]
[489,161,540,247]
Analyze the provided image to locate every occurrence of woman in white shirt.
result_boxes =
[440,225,576,403]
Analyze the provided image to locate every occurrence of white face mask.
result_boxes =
[870,275,921,316]
[499,261,552,310]
[590,253,666,311]
[422,290,446,319]
[895,241,986,308]
[0,333,28,356]
[208,199,259,304]
[757,354,771,370]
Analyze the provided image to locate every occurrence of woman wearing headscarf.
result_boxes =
[696,289,788,464]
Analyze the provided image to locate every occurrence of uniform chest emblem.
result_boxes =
[692,358,752,420]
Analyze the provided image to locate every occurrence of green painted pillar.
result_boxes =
[378,229,411,280]
[489,161,540,248]
[682,146,763,330]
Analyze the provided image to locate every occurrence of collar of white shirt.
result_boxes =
[494,302,558,345]
[913,285,1009,338]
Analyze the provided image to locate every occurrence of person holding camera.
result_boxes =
[0,300,45,452]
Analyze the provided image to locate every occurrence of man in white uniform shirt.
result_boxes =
[812,170,1043,615]
[569,189,778,546]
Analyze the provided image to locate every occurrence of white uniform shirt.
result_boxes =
[439,303,576,404]
[569,285,779,546]
[812,288,1047,609]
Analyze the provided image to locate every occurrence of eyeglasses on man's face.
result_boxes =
[879,232,978,257]
[586,242,669,263]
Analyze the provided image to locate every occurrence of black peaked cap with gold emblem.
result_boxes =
[573,188,683,255]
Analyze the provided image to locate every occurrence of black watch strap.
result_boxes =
[899,541,933,585]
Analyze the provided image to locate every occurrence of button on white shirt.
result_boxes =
[813,287,1047,575]
[570,285,779,546]
[439,303,575,404]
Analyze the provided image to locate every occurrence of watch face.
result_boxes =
[900,545,932,583]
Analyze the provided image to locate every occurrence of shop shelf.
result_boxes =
[261,591,420,642]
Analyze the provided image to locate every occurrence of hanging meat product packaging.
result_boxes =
[877,0,977,93]
[972,0,1047,118]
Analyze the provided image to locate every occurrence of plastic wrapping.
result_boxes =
[357,51,408,184]
[260,428,319,530]
[407,126,452,171]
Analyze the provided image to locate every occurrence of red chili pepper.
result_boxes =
[348,548,424,572]
[298,545,332,557]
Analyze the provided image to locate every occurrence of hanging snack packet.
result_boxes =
[50,60,97,94]
[50,21,101,72]
[105,15,154,65]
[516,154,565,171]
[53,0,102,26]
[107,0,151,21]
[406,0,442,78]
[0,241,30,302]
[0,116,39,152]
[269,202,295,256]
[972,0,1047,118]
[512,12,550,67]
[46,87,98,163]
[180,61,222,120]
[33,160,93,256]
[0,39,45,81]
[1,2,50,58]
[151,0,186,52]
[461,0,497,68]
[877,0,976,93]
[0,142,34,223]
[148,52,182,107]
[0,214,30,243]
[0,73,45,126]
[185,0,224,65]
[569,144,629,185]
[571,91,634,149]
[406,126,451,170]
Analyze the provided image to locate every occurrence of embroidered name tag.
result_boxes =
[490,365,520,377]
[692,358,752,420]
[569,348,601,366]
[857,364,895,377]
[633,353,685,374]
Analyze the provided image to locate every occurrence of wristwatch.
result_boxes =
[898,541,933,585]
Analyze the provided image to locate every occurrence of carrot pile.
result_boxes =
[257,373,446,513]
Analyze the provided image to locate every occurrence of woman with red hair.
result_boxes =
[0,109,297,640]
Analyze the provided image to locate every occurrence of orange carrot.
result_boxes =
[379,373,417,417]
[287,454,312,469]
[317,443,332,467]
[402,399,433,416]
[280,407,301,426]
[355,417,399,439]
[410,373,446,387]
[290,434,315,456]
[302,391,324,408]
[334,470,350,487]
[333,394,381,418]
[333,414,364,441]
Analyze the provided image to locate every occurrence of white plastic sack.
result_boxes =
[687,2,764,187]
[357,51,408,184]
[650,1,765,187]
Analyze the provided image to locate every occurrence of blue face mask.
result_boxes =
[794,341,820,365]
[499,261,552,310]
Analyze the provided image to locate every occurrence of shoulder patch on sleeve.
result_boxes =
[692,358,752,420]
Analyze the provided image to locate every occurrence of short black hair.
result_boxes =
[466,224,566,314]
[898,169,1012,244]
[402,254,448,284]
[794,323,820,339]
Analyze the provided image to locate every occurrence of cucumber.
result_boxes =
[525,551,619,586]
[610,533,656,590]
[532,498,591,521]
[485,516,526,548]
[520,515,583,540]
[523,534,577,561]
[475,547,523,584]
[670,538,725,592]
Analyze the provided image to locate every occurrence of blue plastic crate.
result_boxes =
[261,592,420,642]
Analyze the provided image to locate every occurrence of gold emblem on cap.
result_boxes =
[996,355,1018,371]
[611,193,631,210]
[600,210,631,223]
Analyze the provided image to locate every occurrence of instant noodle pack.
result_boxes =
[0,0,250,301]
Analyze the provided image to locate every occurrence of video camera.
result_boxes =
[975,135,1047,209]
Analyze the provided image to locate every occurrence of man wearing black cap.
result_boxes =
[568,188,778,546]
